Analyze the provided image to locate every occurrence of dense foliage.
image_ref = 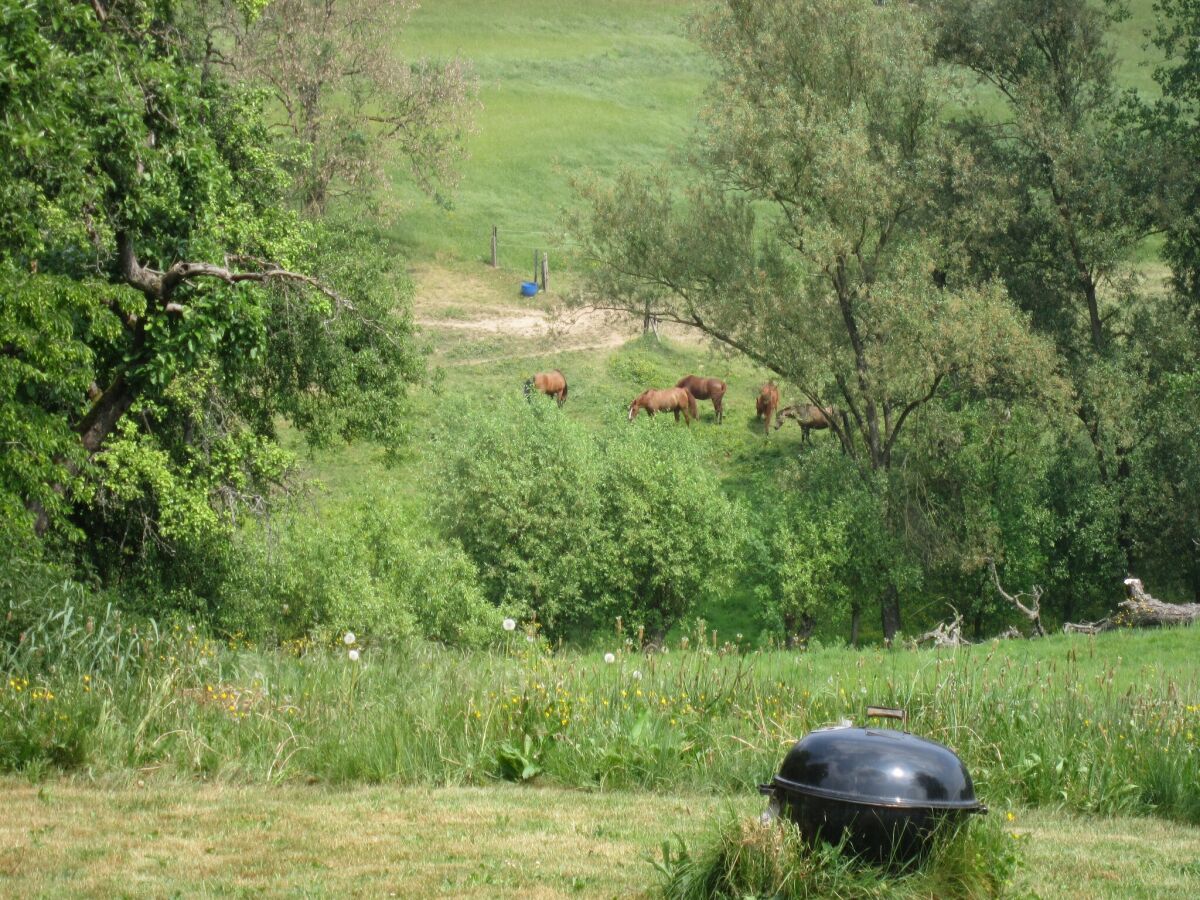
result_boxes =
[569,0,1200,638]
[0,0,428,632]
[3,0,1200,652]
[435,398,741,640]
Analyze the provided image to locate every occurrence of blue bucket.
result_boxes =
[520,281,539,297]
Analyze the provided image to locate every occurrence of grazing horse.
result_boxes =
[676,375,727,424]
[756,382,780,435]
[628,387,697,425]
[775,403,840,444]
[523,370,568,407]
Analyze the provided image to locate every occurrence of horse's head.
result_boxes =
[774,409,787,431]
[627,398,639,422]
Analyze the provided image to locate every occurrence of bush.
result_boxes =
[433,397,606,635]
[216,492,498,647]
[594,423,742,640]
[436,398,744,639]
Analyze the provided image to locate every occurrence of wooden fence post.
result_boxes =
[490,226,497,268]
[540,252,549,293]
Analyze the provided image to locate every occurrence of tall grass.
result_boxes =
[3,597,1198,825]
[654,811,1020,899]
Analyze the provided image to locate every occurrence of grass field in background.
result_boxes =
[385,0,706,268]
[381,0,1161,269]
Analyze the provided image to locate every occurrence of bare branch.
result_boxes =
[987,558,1046,637]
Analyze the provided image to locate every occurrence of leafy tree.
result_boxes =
[901,397,1060,634]
[1148,0,1200,311]
[928,0,1183,576]
[229,0,478,211]
[568,0,1057,639]
[931,0,1165,355]
[0,0,422,587]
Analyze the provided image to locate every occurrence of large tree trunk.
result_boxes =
[880,585,902,643]
[76,373,137,453]
[850,602,862,647]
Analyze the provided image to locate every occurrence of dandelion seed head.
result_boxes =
[502,617,517,632]
[343,632,356,646]
[604,652,616,664]
[348,648,360,662]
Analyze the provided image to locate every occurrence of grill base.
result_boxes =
[775,789,970,866]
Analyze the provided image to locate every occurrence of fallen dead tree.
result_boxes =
[912,611,969,648]
[1063,577,1200,634]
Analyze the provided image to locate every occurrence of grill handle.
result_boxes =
[757,782,775,797]
[866,705,907,725]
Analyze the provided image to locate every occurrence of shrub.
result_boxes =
[436,399,744,639]
[217,491,498,647]
[433,397,606,635]
[594,423,742,640]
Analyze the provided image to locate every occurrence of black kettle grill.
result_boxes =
[758,707,987,864]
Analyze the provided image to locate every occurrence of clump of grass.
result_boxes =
[655,811,1020,899]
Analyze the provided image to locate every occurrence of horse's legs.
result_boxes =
[802,425,810,445]
[714,395,723,424]
[673,409,680,422]
[556,389,565,407]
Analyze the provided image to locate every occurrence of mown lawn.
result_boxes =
[2,779,1198,898]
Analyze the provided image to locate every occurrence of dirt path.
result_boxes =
[410,263,696,364]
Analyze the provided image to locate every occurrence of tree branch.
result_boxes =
[988,558,1045,636]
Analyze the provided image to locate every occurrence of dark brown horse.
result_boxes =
[775,403,839,443]
[756,382,780,435]
[676,375,726,424]
[628,387,697,425]
[523,370,568,407]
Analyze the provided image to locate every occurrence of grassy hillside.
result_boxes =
[382,0,1161,269]
[385,0,706,267]
[287,0,1170,644]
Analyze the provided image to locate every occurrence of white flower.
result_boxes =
[502,618,517,632]
[604,652,616,664]
[525,634,535,643]
[632,670,642,680]
[348,648,360,662]
[343,632,356,646]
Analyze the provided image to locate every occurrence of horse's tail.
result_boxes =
[560,381,568,404]
[687,391,698,421]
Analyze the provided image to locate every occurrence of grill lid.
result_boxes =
[772,725,982,811]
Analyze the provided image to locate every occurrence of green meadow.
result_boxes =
[6,1,1198,896]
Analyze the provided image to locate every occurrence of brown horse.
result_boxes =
[756,382,780,435]
[775,403,839,443]
[523,370,568,407]
[628,387,697,425]
[676,375,727,424]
